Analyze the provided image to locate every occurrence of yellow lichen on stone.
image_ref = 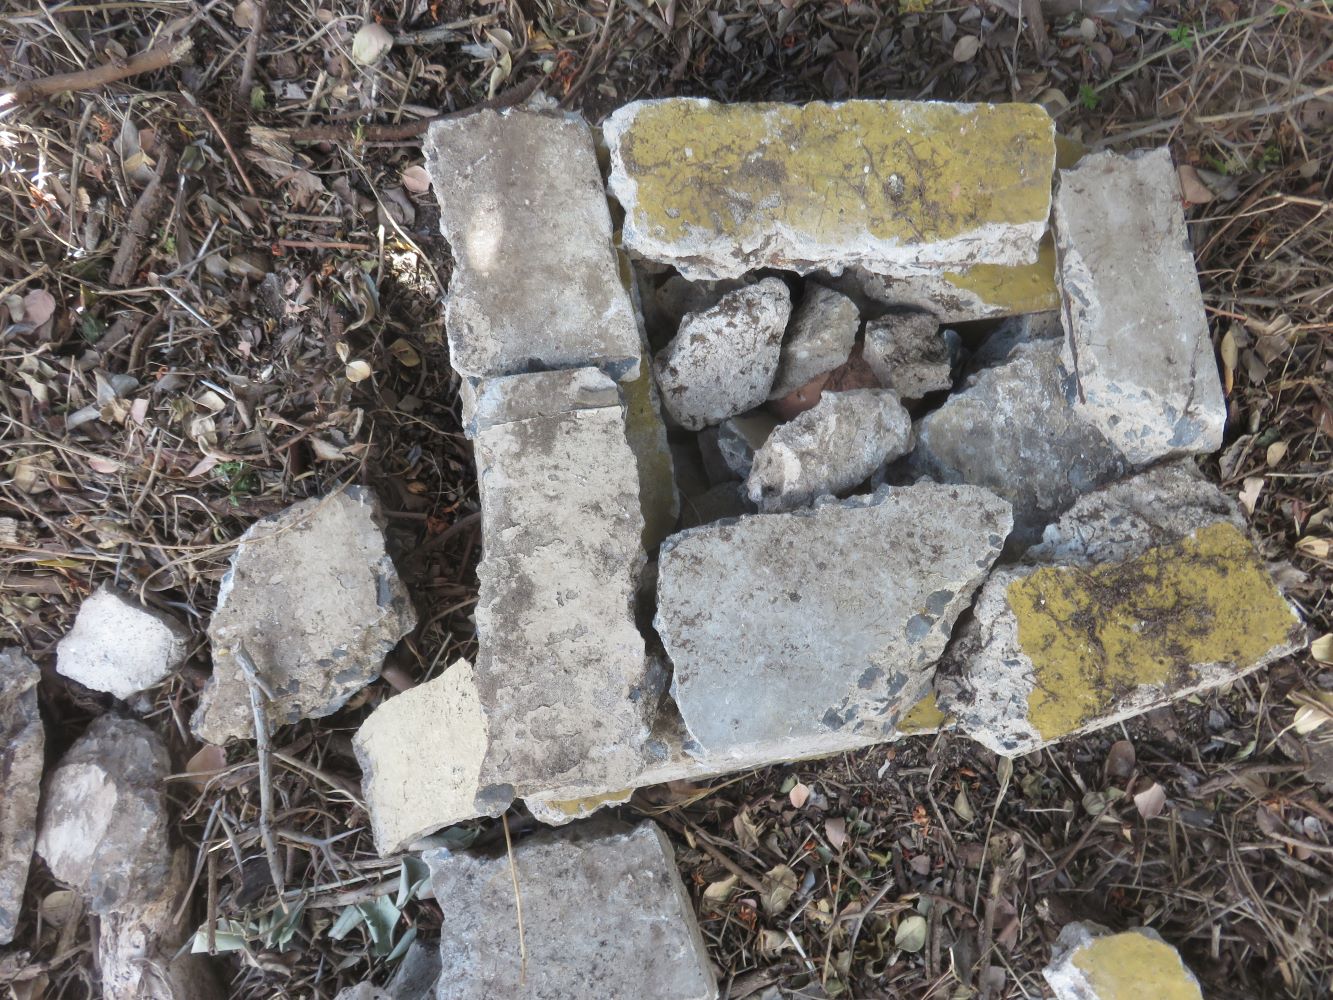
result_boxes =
[939,233,1059,314]
[615,100,1054,263]
[1010,522,1298,741]
[538,789,634,817]
[1071,932,1203,1000]
[898,691,949,734]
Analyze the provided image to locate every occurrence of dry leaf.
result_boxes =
[22,288,57,328]
[1238,476,1264,515]
[757,928,791,956]
[1133,781,1166,819]
[1177,164,1214,205]
[761,864,798,915]
[895,914,928,953]
[401,165,432,194]
[185,744,227,789]
[1266,441,1288,467]
[345,359,373,383]
[733,809,761,852]
[352,22,394,65]
[39,889,78,927]
[702,873,738,905]
[788,781,810,809]
[388,338,421,367]
[1296,536,1331,559]
[954,785,975,822]
[953,35,981,61]
[825,816,848,851]
[1311,634,1333,664]
[87,456,120,474]
[1106,739,1136,781]
[233,0,259,28]
[1219,327,1238,394]
[1290,691,1333,734]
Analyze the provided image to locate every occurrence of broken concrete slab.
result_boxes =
[462,368,621,438]
[192,488,416,745]
[424,821,717,1000]
[1055,147,1226,464]
[862,311,955,399]
[911,335,1128,551]
[424,109,641,381]
[769,285,859,399]
[940,462,1305,756]
[747,389,912,512]
[55,585,189,700]
[653,278,791,430]
[1043,922,1203,1000]
[656,483,1011,761]
[606,98,1056,280]
[0,648,42,946]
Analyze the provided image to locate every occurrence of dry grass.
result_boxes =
[0,1,1329,998]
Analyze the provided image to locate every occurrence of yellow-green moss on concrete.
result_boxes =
[535,788,634,818]
[897,691,949,734]
[1071,932,1203,1000]
[1009,522,1298,741]
[939,234,1059,315]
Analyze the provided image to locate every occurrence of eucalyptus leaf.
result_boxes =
[358,895,401,955]
[328,905,365,941]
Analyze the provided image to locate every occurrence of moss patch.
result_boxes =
[1009,522,1297,741]
[1072,932,1203,1000]
[898,691,948,734]
[940,233,1058,313]
[536,788,634,817]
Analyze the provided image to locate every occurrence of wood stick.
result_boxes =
[236,1,267,101]
[234,643,286,903]
[1,37,193,105]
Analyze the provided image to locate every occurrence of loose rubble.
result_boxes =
[0,648,42,946]
[1043,922,1203,1000]
[769,284,859,398]
[55,585,189,700]
[862,311,955,399]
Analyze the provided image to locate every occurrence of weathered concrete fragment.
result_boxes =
[653,278,791,430]
[56,585,189,700]
[1055,147,1225,464]
[1043,923,1203,1000]
[769,285,860,398]
[941,462,1305,756]
[911,336,1127,550]
[606,99,1056,280]
[424,109,641,381]
[747,390,912,512]
[0,648,42,945]
[463,368,620,437]
[193,489,416,744]
[657,483,1012,761]
[863,311,954,399]
[424,821,717,1000]
[639,274,749,349]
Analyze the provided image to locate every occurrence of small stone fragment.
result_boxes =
[769,285,859,399]
[941,462,1305,756]
[747,389,912,512]
[653,278,791,430]
[1043,922,1203,1000]
[657,483,1012,761]
[424,821,717,1000]
[192,488,416,744]
[56,586,189,700]
[1055,147,1226,464]
[862,311,955,399]
[0,648,42,945]
[386,938,442,1000]
[639,274,749,349]
[606,99,1056,280]
[525,789,634,827]
[706,412,778,481]
[424,109,641,381]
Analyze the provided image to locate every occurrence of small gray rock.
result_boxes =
[862,311,954,399]
[56,586,190,700]
[769,284,859,398]
[747,389,913,512]
[0,648,43,945]
[653,278,791,430]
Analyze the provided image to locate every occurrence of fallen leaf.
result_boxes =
[909,853,932,875]
[22,288,57,328]
[401,165,432,194]
[954,785,975,822]
[703,874,738,905]
[388,338,421,367]
[1177,164,1214,204]
[1296,536,1331,559]
[39,889,78,927]
[1133,781,1167,819]
[345,359,373,383]
[895,913,928,953]
[952,35,981,61]
[825,816,848,851]
[733,809,761,852]
[1266,441,1288,467]
[1105,739,1136,781]
[185,744,227,788]
[788,781,810,809]
[1219,326,1238,394]
[1290,690,1333,735]
[1238,476,1264,515]
[233,0,259,29]
[87,456,120,474]
[1311,634,1333,664]
[187,454,220,478]
[757,928,791,956]
[352,22,394,66]
[761,864,798,915]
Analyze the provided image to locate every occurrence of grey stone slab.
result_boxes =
[1055,147,1226,464]
[56,586,189,700]
[0,648,42,945]
[192,488,417,744]
[1043,922,1203,1000]
[424,109,641,381]
[747,389,912,512]
[769,285,859,399]
[656,483,1012,761]
[424,821,717,1000]
[462,368,620,438]
[862,311,954,400]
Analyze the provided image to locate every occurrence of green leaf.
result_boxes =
[190,918,251,953]
[386,924,418,964]
[328,905,365,941]
[397,856,431,909]
[895,914,928,953]
[357,896,402,956]
[250,85,267,111]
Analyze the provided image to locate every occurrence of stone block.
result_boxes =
[769,285,859,399]
[424,821,717,1000]
[656,483,1011,761]
[940,462,1305,756]
[56,585,189,700]
[862,311,955,399]
[606,98,1056,280]
[0,648,42,945]
[653,278,791,430]
[424,109,641,381]
[747,389,912,512]
[192,488,416,744]
[1055,147,1225,464]
[1043,922,1203,1000]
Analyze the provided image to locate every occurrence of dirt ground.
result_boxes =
[0,1,1330,998]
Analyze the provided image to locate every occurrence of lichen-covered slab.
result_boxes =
[424,822,717,1000]
[425,109,641,381]
[941,462,1305,756]
[1044,923,1203,1000]
[1055,147,1226,464]
[0,648,42,945]
[656,483,1012,761]
[606,99,1056,280]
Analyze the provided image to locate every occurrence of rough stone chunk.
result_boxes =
[863,311,955,399]
[911,334,1127,551]
[0,648,43,945]
[425,109,641,381]
[424,821,717,1000]
[1043,923,1203,1000]
[769,285,860,398]
[1055,147,1225,464]
[657,483,1012,761]
[56,585,189,700]
[940,462,1305,756]
[639,274,749,349]
[747,389,912,512]
[193,488,416,744]
[653,278,791,430]
[606,98,1056,280]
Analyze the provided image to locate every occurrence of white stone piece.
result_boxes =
[1055,147,1226,464]
[56,586,189,700]
[192,488,416,744]
[653,278,791,430]
[1043,922,1203,1000]
[747,389,912,512]
[656,483,1012,761]
[769,285,859,398]
[862,311,954,399]
[424,109,641,381]
[424,821,717,1000]
[0,648,42,945]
